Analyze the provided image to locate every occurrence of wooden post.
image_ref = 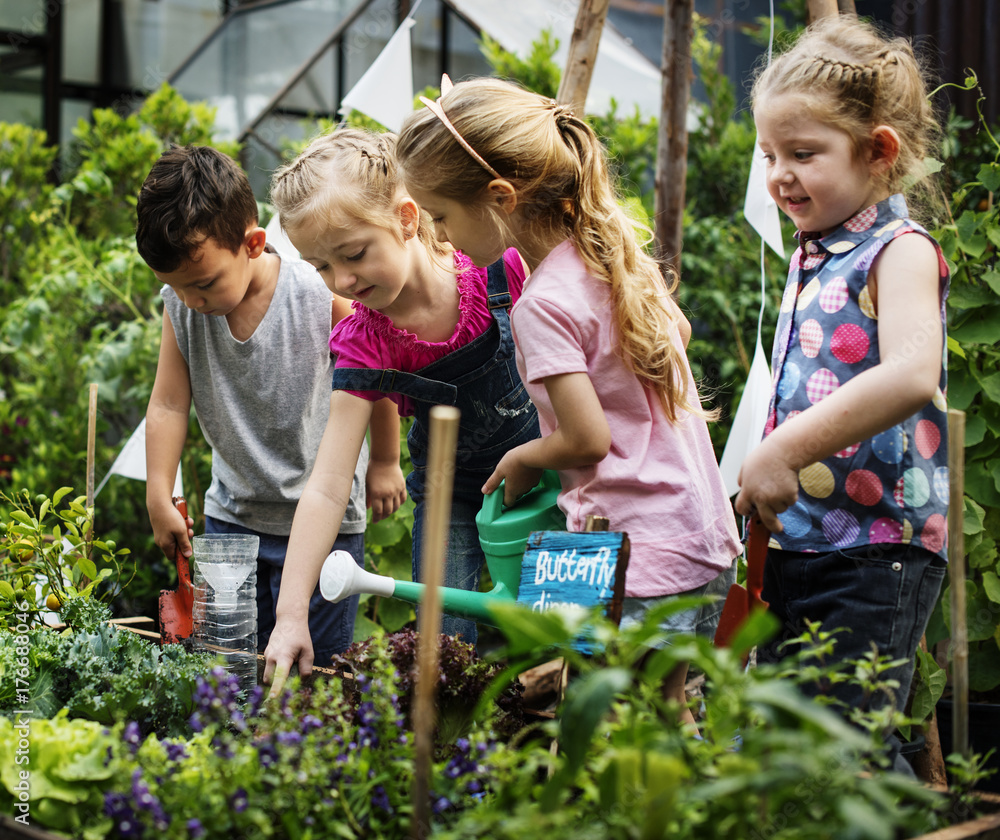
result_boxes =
[653,0,694,280]
[947,408,968,759]
[410,406,460,840]
[806,0,839,22]
[556,0,611,117]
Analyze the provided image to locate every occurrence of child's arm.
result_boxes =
[366,397,407,521]
[734,234,943,532]
[145,312,195,559]
[328,292,406,522]
[263,390,374,693]
[482,372,611,505]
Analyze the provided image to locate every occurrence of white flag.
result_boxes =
[94,417,183,498]
[340,17,416,133]
[743,141,784,258]
[265,212,298,261]
[719,338,772,498]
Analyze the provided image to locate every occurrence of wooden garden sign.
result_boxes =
[516,530,630,628]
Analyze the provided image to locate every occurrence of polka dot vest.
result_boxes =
[764,194,951,559]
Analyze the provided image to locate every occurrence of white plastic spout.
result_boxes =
[319,550,396,602]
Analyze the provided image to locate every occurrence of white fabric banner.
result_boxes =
[339,17,416,132]
[94,417,183,498]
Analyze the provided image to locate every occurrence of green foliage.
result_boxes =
[479,28,562,99]
[0,488,132,629]
[432,605,971,840]
[0,123,56,285]
[0,712,125,838]
[0,621,211,736]
[0,83,237,620]
[925,72,1000,698]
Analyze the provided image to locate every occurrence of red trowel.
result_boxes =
[158,497,194,645]
[714,516,770,649]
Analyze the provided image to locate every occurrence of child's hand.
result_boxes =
[148,500,194,560]
[734,440,799,533]
[262,616,314,697]
[365,459,407,522]
[483,448,543,507]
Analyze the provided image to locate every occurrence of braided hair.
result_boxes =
[751,15,940,206]
[270,128,449,259]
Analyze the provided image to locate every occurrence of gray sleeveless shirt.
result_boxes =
[162,251,367,536]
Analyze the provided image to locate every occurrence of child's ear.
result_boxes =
[487,179,518,216]
[398,198,420,241]
[869,126,901,175]
[245,226,267,258]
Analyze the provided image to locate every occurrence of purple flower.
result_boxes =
[277,730,302,746]
[123,721,142,754]
[230,788,249,813]
[431,795,453,815]
[300,714,323,733]
[371,784,392,814]
[187,818,206,838]
[255,738,279,767]
[164,741,188,763]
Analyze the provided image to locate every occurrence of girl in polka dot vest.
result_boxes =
[734,15,949,760]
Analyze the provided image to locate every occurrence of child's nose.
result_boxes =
[433,223,449,244]
[333,266,356,293]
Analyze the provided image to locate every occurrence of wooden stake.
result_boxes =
[947,408,968,759]
[85,383,98,565]
[653,0,694,280]
[86,383,98,508]
[410,405,460,839]
[556,0,610,117]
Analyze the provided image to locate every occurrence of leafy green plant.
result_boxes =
[0,488,132,628]
[0,619,211,736]
[435,604,975,840]
[923,74,1000,699]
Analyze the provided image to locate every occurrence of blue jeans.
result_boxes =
[757,542,945,760]
[619,558,738,645]
[205,517,365,666]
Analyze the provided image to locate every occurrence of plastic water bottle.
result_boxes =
[191,534,259,697]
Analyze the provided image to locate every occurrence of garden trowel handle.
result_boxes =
[172,496,192,593]
[746,515,769,607]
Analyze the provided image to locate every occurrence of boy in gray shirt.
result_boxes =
[138,145,404,663]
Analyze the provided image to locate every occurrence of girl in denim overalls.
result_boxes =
[263,129,538,683]
[734,16,949,766]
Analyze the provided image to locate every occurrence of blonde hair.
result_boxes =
[751,15,940,203]
[396,77,708,422]
[270,127,450,259]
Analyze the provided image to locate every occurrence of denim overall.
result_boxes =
[331,258,540,644]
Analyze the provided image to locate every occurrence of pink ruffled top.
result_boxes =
[330,248,526,416]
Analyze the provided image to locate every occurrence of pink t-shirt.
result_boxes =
[330,248,526,416]
[511,240,740,597]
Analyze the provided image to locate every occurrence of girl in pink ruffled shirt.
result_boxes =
[262,129,539,686]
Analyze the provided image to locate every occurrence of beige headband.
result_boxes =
[418,74,501,180]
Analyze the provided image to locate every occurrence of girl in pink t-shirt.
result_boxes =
[263,128,539,686]
[397,77,740,723]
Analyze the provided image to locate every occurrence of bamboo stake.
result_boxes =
[947,408,968,759]
[410,405,461,840]
[556,0,610,117]
[85,383,98,566]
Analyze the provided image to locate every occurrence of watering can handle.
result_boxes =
[479,470,561,525]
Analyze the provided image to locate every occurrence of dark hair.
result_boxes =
[135,145,258,272]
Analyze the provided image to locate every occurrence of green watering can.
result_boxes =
[319,471,565,625]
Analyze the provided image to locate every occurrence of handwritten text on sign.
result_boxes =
[517,531,628,616]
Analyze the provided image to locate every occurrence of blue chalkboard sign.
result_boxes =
[516,531,630,627]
